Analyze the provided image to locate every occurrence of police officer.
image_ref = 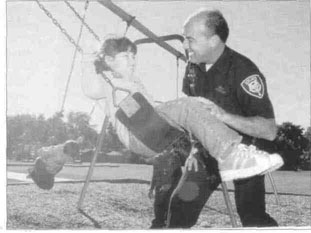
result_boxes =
[168,9,278,227]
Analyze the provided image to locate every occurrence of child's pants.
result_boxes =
[115,95,242,161]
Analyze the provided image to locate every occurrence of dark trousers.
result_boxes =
[168,155,278,228]
[234,176,278,227]
[150,168,182,229]
[150,188,172,229]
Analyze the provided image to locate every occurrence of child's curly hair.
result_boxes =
[94,36,137,73]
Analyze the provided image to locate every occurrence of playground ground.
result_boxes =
[6,162,311,229]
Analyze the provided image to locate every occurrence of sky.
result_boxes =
[6,0,310,131]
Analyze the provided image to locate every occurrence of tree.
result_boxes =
[66,111,98,149]
[43,112,68,145]
[101,122,124,152]
[303,126,311,149]
[7,111,100,161]
[7,114,49,160]
[275,122,309,170]
[300,126,311,170]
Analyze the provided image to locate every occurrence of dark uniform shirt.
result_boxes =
[182,46,275,148]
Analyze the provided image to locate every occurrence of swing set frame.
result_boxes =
[15,0,280,229]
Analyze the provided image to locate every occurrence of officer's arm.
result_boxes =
[211,73,277,141]
[221,114,277,141]
[228,73,276,140]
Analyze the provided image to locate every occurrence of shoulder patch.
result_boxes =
[240,74,265,99]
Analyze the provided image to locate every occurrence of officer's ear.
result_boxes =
[210,35,221,48]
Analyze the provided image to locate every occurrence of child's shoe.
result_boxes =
[219,144,284,182]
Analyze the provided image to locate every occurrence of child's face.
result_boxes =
[109,49,136,79]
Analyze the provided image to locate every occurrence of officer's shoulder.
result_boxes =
[231,49,260,72]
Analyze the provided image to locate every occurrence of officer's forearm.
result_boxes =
[222,114,277,141]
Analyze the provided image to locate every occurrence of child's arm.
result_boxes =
[81,53,108,100]
[111,77,155,106]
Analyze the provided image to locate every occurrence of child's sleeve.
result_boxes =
[81,53,108,100]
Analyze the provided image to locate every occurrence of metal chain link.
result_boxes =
[60,0,92,113]
[64,0,101,42]
[35,0,83,53]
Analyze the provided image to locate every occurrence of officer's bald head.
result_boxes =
[184,9,229,43]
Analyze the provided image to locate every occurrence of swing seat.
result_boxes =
[115,92,184,153]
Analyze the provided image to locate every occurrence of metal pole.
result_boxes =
[77,115,109,209]
[176,57,179,99]
[134,34,184,45]
[221,182,238,227]
[96,0,186,62]
[267,172,280,205]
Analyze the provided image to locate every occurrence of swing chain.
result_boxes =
[123,16,135,36]
[35,0,83,53]
[60,0,92,113]
[176,56,180,98]
[64,0,101,42]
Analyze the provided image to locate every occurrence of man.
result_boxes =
[168,9,278,227]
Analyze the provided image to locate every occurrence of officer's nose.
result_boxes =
[183,39,189,50]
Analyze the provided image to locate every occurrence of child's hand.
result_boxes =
[148,189,154,199]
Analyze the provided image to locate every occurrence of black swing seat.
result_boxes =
[115,92,184,153]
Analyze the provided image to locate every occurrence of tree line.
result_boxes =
[6,112,123,162]
[6,112,311,170]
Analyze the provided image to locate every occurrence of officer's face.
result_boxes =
[107,48,136,79]
[183,20,215,64]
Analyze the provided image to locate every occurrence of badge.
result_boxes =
[215,85,227,95]
[240,75,265,99]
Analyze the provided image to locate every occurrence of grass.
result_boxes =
[7,163,311,195]
[6,163,311,229]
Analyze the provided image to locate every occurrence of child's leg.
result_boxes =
[114,120,158,157]
[156,97,242,161]
[156,97,284,181]
[114,94,283,181]
[114,92,184,157]
[115,94,240,159]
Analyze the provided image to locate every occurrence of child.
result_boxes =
[81,35,283,182]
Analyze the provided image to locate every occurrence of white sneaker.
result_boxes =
[219,144,284,182]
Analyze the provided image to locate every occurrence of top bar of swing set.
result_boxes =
[18,0,187,62]
[95,0,187,62]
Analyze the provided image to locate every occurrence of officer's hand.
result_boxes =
[185,154,199,172]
